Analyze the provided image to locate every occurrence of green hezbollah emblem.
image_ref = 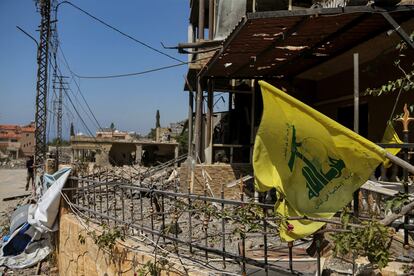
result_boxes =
[287,125,346,199]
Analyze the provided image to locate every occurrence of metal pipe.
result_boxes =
[221,186,226,269]
[240,180,246,275]
[106,183,109,225]
[354,53,359,134]
[130,188,134,234]
[206,80,213,163]
[288,241,293,272]
[150,185,155,241]
[263,210,268,276]
[121,186,125,222]
[113,185,117,227]
[204,184,209,260]
[316,240,321,276]
[176,40,223,49]
[208,0,214,40]
[188,186,193,254]
[64,180,276,209]
[403,130,409,247]
[188,91,194,156]
[353,53,360,218]
[161,181,166,243]
[198,0,205,40]
[194,76,203,162]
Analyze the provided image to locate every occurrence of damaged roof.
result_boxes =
[200,5,414,79]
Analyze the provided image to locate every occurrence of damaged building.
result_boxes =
[70,128,179,167]
[179,0,414,193]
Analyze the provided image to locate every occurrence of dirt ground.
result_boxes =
[0,169,29,214]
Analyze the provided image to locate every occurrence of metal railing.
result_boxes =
[62,175,319,275]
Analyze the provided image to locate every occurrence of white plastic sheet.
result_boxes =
[28,168,71,233]
[0,167,71,269]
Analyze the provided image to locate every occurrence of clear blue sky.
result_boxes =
[0,0,191,139]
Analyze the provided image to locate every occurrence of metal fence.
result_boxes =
[62,175,320,275]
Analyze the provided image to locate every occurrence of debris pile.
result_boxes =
[0,159,25,169]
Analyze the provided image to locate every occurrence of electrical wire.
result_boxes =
[52,56,101,131]
[58,45,103,130]
[57,1,183,63]
[52,62,143,176]
[72,57,211,79]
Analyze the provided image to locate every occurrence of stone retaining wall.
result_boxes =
[57,209,207,276]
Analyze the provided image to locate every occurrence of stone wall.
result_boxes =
[179,163,253,199]
[57,210,208,276]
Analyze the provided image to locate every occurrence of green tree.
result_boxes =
[147,128,156,140]
[70,123,75,137]
[110,122,115,130]
[175,130,188,154]
[156,110,161,128]
[48,138,70,146]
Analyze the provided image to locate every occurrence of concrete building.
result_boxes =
[182,0,414,164]
[178,0,414,193]
[0,122,35,159]
[96,128,132,140]
[71,130,179,167]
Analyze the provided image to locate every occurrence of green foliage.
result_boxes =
[385,192,410,213]
[78,233,86,245]
[147,128,156,139]
[332,220,392,269]
[365,73,414,96]
[402,263,414,274]
[155,110,160,128]
[47,137,70,146]
[90,225,125,251]
[175,130,188,154]
[70,123,75,137]
[110,122,115,130]
[137,260,161,276]
[339,207,351,229]
[365,31,414,97]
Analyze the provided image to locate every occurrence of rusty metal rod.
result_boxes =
[188,186,193,254]
[221,187,226,269]
[68,203,295,275]
[64,180,275,209]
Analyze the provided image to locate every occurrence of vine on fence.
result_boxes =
[332,220,393,269]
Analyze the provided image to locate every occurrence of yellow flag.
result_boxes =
[382,122,403,168]
[253,81,387,241]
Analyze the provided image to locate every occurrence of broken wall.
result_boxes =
[179,163,253,199]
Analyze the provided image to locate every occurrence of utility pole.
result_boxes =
[56,79,63,167]
[34,0,52,170]
[50,3,63,169]
[53,77,65,167]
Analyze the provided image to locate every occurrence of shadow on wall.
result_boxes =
[108,143,136,166]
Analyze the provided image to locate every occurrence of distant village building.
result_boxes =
[96,128,132,140]
[71,127,179,166]
[155,121,186,143]
[0,122,35,159]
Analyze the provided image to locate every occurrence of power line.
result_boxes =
[72,57,211,79]
[57,1,183,63]
[58,45,103,130]
[50,56,102,131]
[60,82,95,138]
